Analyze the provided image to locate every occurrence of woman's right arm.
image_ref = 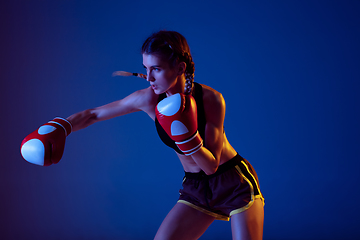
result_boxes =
[67,87,157,132]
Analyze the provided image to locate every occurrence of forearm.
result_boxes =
[66,109,98,132]
[66,100,141,132]
[190,147,220,175]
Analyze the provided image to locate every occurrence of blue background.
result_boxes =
[1,1,360,239]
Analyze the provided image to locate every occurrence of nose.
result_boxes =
[147,70,155,82]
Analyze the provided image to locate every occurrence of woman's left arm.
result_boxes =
[191,90,226,175]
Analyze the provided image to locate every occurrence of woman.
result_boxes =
[68,30,265,240]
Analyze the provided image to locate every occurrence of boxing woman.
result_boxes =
[21,30,264,240]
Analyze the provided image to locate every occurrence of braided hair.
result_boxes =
[141,31,195,95]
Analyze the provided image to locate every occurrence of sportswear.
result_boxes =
[178,153,264,221]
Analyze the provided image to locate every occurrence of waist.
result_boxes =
[184,153,243,180]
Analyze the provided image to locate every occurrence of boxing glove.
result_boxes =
[20,117,72,166]
[155,93,203,155]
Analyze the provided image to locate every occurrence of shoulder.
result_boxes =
[129,87,159,119]
[135,86,158,102]
[130,86,158,111]
[198,84,225,124]
[199,84,225,110]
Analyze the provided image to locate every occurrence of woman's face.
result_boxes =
[142,53,183,95]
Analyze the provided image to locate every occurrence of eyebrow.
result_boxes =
[143,64,162,68]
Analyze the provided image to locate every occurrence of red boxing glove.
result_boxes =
[20,117,72,166]
[155,93,203,155]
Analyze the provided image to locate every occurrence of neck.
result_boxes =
[165,75,186,97]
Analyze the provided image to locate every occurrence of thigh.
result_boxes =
[230,198,264,240]
[154,202,216,240]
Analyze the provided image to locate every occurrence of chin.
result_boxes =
[152,85,170,95]
[152,88,163,95]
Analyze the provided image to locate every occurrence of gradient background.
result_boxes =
[1,1,360,239]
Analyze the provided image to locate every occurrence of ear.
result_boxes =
[177,61,186,76]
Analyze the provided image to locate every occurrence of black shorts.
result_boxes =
[178,153,264,221]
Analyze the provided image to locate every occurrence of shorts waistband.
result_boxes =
[184,153,243,180]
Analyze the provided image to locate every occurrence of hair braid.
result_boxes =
[182,52,195,95]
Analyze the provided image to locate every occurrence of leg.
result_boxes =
[154,202,216,240]
[231,198,264,240]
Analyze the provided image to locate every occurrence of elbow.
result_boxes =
[204,154,221,175]
[204,165,218,175]
[192,147,220,175]
[191,147,220,175]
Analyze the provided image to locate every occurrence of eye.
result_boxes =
[142,66,149,74]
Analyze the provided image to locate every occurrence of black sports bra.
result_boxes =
[155,82,206,154]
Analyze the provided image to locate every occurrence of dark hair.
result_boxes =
[141,30,195,94]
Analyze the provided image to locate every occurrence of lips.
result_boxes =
[151,85,158,90]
